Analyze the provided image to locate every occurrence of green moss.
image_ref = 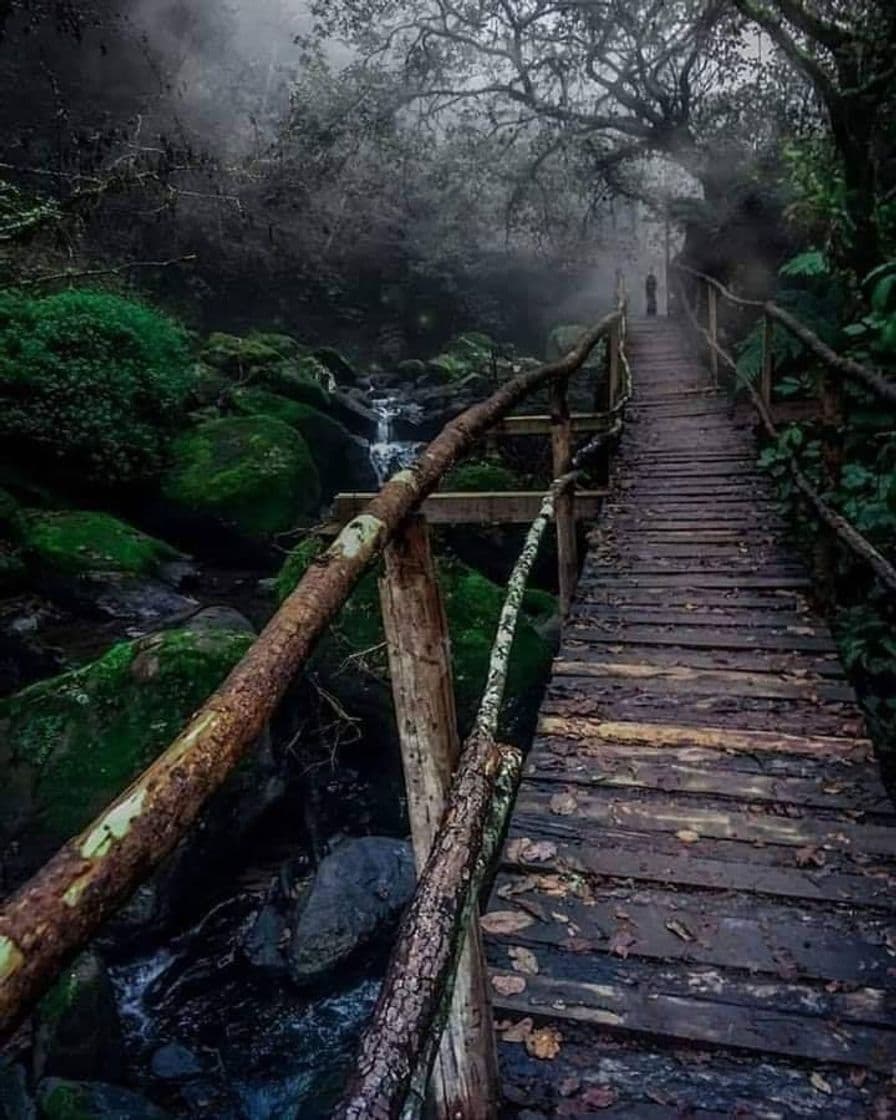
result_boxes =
[0,625,253,843]
[546,323,600,366]
[200,333,330,410]
[427,331,497,382]
[161,416,321,537]
[230,391,356,481]
[0,288,192,488]
[275,540,555,727]
[16,510,180,576]
[444,460,520,492]
[39,1082,91,1120]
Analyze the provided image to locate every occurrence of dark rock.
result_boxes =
[37,1079,173,1119]
[287,837,414,986]
[62,574,198,627]
[328,389,378,439]
[313,347,358,387]
[0,1062,35,1120]
[34,952,124,1083]
[149,1044,203,1081]
[396,359,426,377]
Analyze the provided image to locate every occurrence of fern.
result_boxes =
[779,250,828,278]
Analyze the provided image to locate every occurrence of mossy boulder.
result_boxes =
[0,622,253,865]
[546,323,601,368]
[444,460,520,492]
[37,1080,172,1120]
[426,331,498,382]
[34,952,123,1083]
[200,332,331,410]
[275,538,554,731]
[161,416,321,539]
[15,511,180,578]
[229,391,375,494]
[0,289,192,490]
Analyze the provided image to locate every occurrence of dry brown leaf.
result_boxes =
[810,1072,833,1095]
[497,876,536,900]
[520,840,558,863]
[795,845,826,868]
[558,1075,581,1098]
[581,1085,618,1109]
[676,829,700,844]
[549,792,579,816]
[609,927,637,959]
[509,946,539,975]
[491,973,526,996]
[481,910,534,935]
[525,1025,562,1060]
[500,1017,534,1043]
[665,918,694,942]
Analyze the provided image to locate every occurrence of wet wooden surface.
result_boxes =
[484,319,896,1117]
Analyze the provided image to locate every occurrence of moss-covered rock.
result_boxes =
[34,952,123,1083]
[275,538,554,730]
[0,289,192,490]
[161,416,321,538]
[229,391,375,494]
[15,511,180,578]
[546,323,601,368]
[200,332,331,410]
[37,1080,172,1120]
[444,460,520,492]
[0,623,253,858]
[426,331,497,382]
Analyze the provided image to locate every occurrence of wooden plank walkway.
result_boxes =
[484,318,896,1117]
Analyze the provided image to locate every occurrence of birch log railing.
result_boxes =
[0,280,631,1119]
[674,264,896,596]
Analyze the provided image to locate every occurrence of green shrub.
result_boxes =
[0,289,192,488]
[444,460,519,492]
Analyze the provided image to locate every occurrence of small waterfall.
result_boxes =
[109,947,176,1042]
[369,395,423,485]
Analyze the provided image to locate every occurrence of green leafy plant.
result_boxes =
[0,289,192,489]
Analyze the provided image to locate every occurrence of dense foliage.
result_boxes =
[0,290,192,489]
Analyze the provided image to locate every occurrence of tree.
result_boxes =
[731,0,896,276]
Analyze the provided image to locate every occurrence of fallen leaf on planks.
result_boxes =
[676,829,700,844]
[491,974,526,996]
[500,1017,534,1043]
[481,910,534,935]
[550,792,579,816]
[665,918,695,942]
[810,1072,833,1095]
[580,1085,618,1109]
[509,946,539,975]
[525,1025,562,1060]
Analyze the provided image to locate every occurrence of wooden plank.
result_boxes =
[537,715,872,760]
[324,489,606,530]
[501,828,893,906]
[514,782,896,856]
[490,972,896,1070]
[565,624,836,653]
[493,411,611,436]
[487,877,896,990]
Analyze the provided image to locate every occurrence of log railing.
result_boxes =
[0,278,631,1119]
[674,264,896,595]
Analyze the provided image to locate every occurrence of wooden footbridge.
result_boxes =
[0,276,894,1118]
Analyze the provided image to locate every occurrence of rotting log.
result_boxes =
[333,735,523,1120]
[551,377,577,616]
[0,307,621,1039]
[378,517,498,1120]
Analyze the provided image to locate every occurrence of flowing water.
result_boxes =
[368,395,424,484]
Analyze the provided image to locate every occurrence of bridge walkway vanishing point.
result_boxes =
[483,318,896,1117]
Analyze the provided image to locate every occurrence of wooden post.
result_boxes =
[378,516,499,1120]
[761,314,774,410]
[707,283,719,385]
[551,377,577,615]
[608,322,621,410]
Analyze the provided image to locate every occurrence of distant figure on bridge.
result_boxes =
[645,272,658,317]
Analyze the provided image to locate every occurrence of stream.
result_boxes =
[368,394,424,484]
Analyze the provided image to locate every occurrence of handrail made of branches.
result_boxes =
[334,330,630,1120]
[674,262,896,407]
[0,301,624,1041]
[675,274,896,596]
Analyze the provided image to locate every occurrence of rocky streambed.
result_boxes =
[0,301,575,1118]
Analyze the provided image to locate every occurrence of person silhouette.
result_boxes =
[645,272,658,316]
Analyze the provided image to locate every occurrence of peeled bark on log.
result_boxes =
[0,309,621,1039]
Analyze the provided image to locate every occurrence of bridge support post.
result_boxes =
[378,515,499,1120]
[761,314,774,409]
[707,283,719,385]
[608,322,621,409]
[551,376,577,615]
